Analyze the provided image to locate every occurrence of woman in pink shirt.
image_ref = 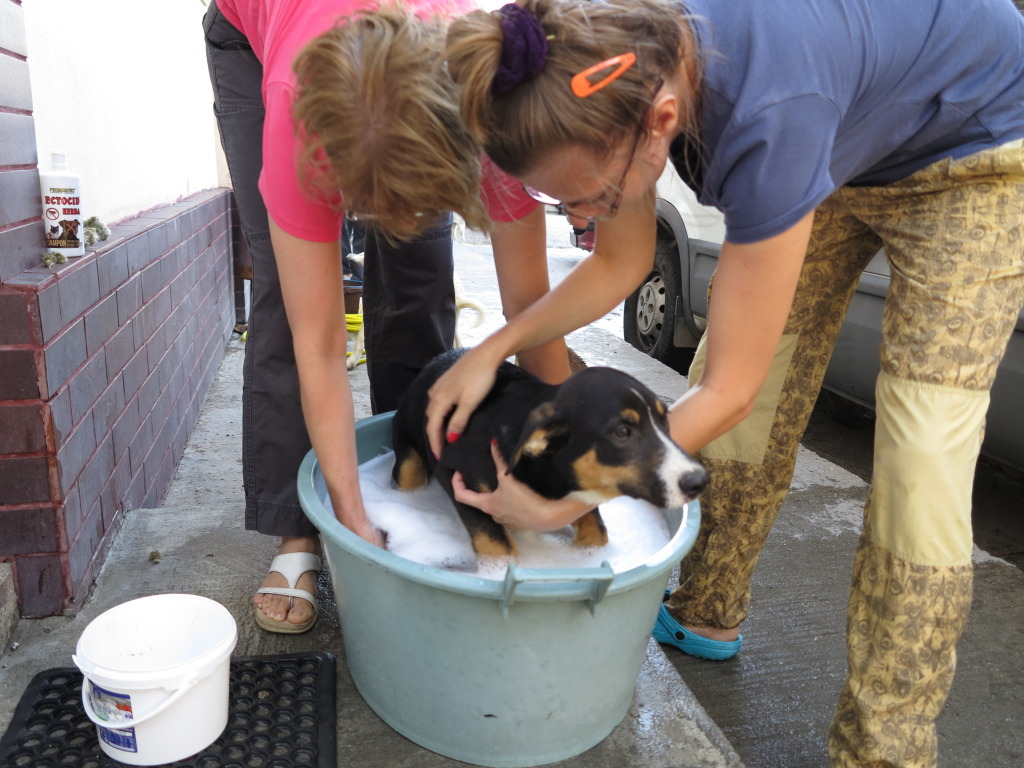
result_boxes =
[203,0,567,633]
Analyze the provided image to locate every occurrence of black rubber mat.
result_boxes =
[0,652,336,768]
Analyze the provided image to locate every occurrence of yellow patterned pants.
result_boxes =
[667,140,1024,767]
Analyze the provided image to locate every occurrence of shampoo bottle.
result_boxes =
[40,150,85,257]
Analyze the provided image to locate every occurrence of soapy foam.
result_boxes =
[328,451,675,579]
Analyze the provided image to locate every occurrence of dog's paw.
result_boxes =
[393,452,430,490]
[471,529,519,558]
[570,509,608,548]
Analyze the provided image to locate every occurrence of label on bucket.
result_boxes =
[90,682,139,753]
[99,724,139,754]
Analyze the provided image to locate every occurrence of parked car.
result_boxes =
[572,165,1024,472]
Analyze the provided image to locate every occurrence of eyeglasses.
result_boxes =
[523,127,642,222]
[522,72,663,222]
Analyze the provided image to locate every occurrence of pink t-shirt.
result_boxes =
[216,0,537,242]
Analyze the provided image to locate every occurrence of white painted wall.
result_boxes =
[23,0,228,226]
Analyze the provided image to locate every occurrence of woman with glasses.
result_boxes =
[426,1,1024,765]
[204,0,564,634]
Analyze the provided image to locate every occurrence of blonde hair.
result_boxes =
[446,0,696,176]
[292,3,490,240]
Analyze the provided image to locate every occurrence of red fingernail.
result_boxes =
[447,430,460,443]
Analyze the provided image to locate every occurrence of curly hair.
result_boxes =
[445,0,698,176]
[292,2,490,240]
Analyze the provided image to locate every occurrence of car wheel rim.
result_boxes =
[635,274,666,350]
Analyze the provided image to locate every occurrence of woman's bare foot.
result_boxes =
[253,536,320,626]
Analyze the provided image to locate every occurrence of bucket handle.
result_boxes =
[498,561,614,619]
[74,663,202,731]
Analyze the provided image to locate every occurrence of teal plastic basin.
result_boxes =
[298,412,701,768]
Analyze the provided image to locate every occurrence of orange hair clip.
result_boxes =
[570,52,637,98]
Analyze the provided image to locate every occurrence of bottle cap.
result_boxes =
[50,151,68,171]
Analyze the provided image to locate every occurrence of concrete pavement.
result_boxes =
[2,212,1022,767]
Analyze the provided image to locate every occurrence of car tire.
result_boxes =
[624,238,696,373]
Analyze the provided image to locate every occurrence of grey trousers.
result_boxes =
[203,1,455,538]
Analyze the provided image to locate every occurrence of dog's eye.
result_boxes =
[611,424,633,443]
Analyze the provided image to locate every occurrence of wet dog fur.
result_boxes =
[391,349,709,557]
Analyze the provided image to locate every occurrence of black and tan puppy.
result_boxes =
[391,349,709,557]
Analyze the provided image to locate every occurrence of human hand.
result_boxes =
[451,441,594,532]
[425,345,501,459]
[334,506,385,549]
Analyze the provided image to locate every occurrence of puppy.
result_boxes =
[391,349,709,557]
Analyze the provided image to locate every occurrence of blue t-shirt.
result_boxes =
[673,0,1024,243]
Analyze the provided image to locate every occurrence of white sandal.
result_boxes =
[254,552,322,634]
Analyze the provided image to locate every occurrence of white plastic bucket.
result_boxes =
[298,412,701,768]
[72,593,238,765]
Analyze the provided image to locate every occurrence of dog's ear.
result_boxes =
[507,402,570,471]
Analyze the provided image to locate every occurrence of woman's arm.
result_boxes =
[489,205,572,383]
[446,210,814,532]
[426,187,657,456]
[442,206,601,531]
[667,211,815,452]
[270,218,383,546]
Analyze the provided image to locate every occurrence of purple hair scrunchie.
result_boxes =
[491,3,548,96]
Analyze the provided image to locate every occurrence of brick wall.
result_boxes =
[0,0,44,283]
[0,190,235,617]
[1,0,238,619]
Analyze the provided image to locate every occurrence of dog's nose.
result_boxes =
[678,466,710,499]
